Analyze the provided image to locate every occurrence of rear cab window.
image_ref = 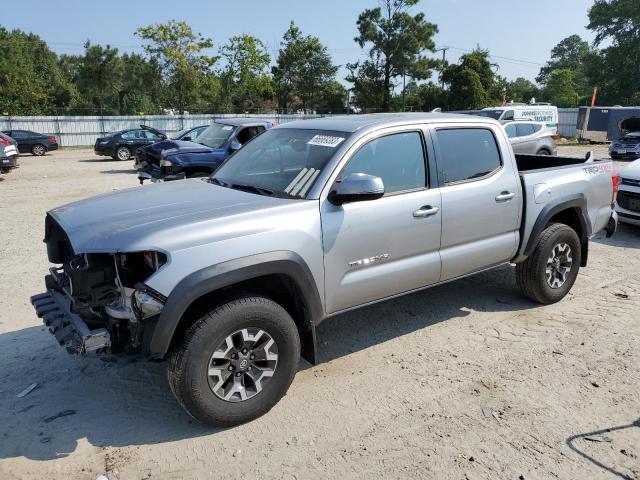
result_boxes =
[434,128,502,185]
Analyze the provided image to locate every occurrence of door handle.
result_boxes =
[495,191,516,203]
[413,205,440,218]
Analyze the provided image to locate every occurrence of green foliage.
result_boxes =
[543,69,582,107]
[586,0,640,104]
[273,22,339,113]
[350,0,438,111]
[506,77,540,104]
[0,27,75,115]
[442,49,499,110]
[219,35,273,113]
[136,20,217,113]
[536,35,591,91]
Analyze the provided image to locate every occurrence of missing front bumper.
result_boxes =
[31,290,111,355]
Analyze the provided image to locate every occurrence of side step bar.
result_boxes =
[31,290,111,355]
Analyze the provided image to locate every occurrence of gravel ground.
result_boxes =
[0,147,639,480]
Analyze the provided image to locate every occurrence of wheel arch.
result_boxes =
[522,194,591,267]
[149,251,323,364]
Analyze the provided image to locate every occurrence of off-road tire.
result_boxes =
[167,296,300,427]
[516,223,581,304]
[115,146,131,161]
[31,144,46,156]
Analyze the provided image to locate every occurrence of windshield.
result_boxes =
[172,128,189,139]
[197,123,235,148]
[212,128,350,199]
[476,110,504,120]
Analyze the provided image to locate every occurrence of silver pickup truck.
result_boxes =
[31,113,618,426]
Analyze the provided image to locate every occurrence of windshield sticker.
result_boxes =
[222,125,233,131]
[307,135,345,148]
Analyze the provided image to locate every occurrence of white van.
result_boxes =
[477,103,559,133]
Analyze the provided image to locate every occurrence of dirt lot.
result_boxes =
[1,147,639,480]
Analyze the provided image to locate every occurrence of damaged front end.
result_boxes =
[31,215,167,356]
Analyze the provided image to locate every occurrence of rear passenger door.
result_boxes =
[431,125,521,280]
[515,123,537,153]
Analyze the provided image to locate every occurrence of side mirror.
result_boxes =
[182,136,192,142]
[229,140,242,152]
[328,173,384,205]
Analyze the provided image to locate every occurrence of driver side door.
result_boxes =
[320,129,442,314]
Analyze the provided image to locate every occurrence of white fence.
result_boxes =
[0,114,328,147]
[558,108,579,138]
[0,109,582,147]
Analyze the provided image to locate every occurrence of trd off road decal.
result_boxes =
[583,164,613,175]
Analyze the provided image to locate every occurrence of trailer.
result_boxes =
[577,106,640,143]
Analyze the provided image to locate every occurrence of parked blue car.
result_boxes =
[136,118,273,183]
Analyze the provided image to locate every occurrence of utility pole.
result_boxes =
[435,47,450,89]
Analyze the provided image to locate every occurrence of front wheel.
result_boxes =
[516,223,581,304]
[167,296,300,427]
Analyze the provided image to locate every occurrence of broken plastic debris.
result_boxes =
[16,383,38,398]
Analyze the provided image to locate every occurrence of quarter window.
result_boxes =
[342,132,426,194]
[435,128,501,184]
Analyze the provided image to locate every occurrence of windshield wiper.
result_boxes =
[209,177,228,187]
[229,183,275,196]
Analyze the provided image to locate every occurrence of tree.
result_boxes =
[219,35,273,112]
[543,69,580,107]
[136,20,217,113]
[346,53,387,112]
[0,27,75,115]
[315,80,347,114]
[351,0,438,111]
[587,0,640,104]
[536,35,591,88]
[442,49,499,110]
[273,22,339,113]
[507,77,539,103]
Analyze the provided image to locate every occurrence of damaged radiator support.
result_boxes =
[31,290,111,354]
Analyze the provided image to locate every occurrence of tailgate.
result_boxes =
[517,160,614,257]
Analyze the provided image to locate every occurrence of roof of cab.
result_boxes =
[277,112,498,133]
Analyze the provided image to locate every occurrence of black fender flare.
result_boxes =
[520,194,591,266]
[149,251,323,363]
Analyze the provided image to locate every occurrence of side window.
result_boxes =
[121,130,136,140]
[505,124,517,138]
[12,131,27,139]
[435,128,501,184]
[503,110,515,121]
[533,124,542,133]
[341,131,426,194]
[236,127,261,144]
[516,124,535,137]
[143,130,159,140]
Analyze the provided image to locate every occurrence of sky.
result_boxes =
[3,0,598,85]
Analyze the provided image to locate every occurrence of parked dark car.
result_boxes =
[1,130,58,156]
[172,125,208,142]
[94,125,166,161]
[136,118,272,183]
[0,132,19,174]
[609,131,640,160]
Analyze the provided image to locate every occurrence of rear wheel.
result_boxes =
[115,146,131,161]
[516,223,581,304]
[31,144,46,156]
[536,148,551,156]
[167,296,300,427]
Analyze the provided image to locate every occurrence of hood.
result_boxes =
[143,139,214,158]
[49,179,301,254]
[621,158,640,179]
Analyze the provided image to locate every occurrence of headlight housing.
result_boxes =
[160,159,173,167]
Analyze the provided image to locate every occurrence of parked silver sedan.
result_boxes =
[504,121,557,155]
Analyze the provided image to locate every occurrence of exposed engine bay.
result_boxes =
[33,214,166,355]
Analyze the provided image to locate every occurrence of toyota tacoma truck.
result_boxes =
[31,113,619,426]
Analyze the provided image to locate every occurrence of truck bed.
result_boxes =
[513,152,615,263]
[515,153,593,172]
